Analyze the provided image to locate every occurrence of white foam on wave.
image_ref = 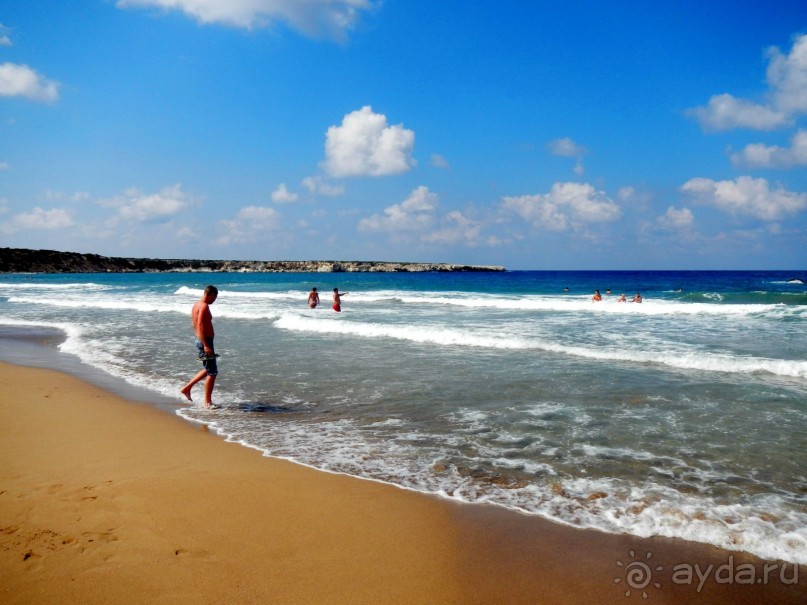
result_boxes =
[175,403,807,565]
[275,313,807,379]
[0,318,191,402]
[7,292,277,321]
[352,290,803,318]
[275,313,533,348]
[175,285,301,301]
[8,294,187,314]
[0,317,82,343]
[0,281,110,291]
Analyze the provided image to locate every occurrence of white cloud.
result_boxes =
[217,205,281,245]
[358,186,437,232]
[657,206,694,230]
[117,0,374,40]
[688,34,807,131]
[102,184,191,222]
[0,24,11,47]
[767,33,807,115]
[0,161,9,170]
[548,137,586,157]
[616,186,652,208]
[44,190,91,203]
[687,93,789,131]
[430,153,449,169]
[234,205,280,227]
[322,106,416,178]
[421,210,500,246]
[301,175,345,196]
[501,182,621,231]
[730,129,807,168]
[1,207,74,234]
[0,63,60,103]
[548,137,587,175]
[271,183,299,203]
[681,176,807,221]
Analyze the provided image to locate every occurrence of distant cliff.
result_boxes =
[0,248,505,273]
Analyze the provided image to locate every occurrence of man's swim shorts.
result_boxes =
[194,338,218,376]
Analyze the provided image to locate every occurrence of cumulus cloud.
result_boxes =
[501,182,621,231]
[117,0,374,40]
[271,183,299,203]
[217,205,281,245]
[301,175,345,196]
[322,106,416,178]
[102,184,191,222]
[1,207,74,234]
[767,33,807,115]
[681,176,807,221]
[420,210,500,246]
[358,186,437,232]
[688,34,807,131]
[548,137,587,175]
[730,129,807,168]
[656,206,694,230]
[687,93,789,131]
[0,63,60,103]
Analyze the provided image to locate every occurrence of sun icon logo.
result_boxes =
[614,550,663,599]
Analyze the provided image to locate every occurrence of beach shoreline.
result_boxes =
[0,360,804,604]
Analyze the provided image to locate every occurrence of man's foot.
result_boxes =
[180,386,193,401]
[204,402,218,409]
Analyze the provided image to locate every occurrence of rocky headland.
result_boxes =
[0,248,505,273]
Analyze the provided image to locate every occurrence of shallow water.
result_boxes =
[1,270,805,563]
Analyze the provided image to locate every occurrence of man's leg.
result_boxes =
[181,369,208,401]
[204,375,217,406]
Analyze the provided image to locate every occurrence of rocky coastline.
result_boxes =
[0,248,505,273]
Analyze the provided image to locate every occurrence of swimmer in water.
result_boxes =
[332,287,348,312]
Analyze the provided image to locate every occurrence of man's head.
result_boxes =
[203,285,218,303]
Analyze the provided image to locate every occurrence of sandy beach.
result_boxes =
[0,361,803,604]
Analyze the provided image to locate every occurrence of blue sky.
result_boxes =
[1,1,806,270]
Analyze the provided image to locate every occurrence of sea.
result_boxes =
[1,269,805,565]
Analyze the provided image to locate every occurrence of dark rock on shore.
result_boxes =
[0,248,505,274]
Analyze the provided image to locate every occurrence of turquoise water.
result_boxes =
[1,270,805,563]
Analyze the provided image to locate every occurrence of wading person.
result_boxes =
[332,287,348,312]
[181,285,219,408]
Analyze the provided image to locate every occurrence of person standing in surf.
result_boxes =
[332,287,348,312]
[181,285,219,408]
[308,287,320,308]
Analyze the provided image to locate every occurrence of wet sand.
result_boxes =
[0,362,803,604]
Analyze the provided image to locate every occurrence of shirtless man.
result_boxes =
[632,292,643,303]
[308,287,320,308]
[332,287,348,312]
[181,285,218,407]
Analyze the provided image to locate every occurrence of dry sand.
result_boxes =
[0,361,803,604]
